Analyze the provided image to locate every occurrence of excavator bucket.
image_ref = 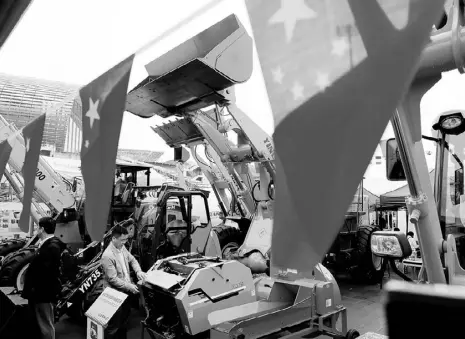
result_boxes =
[151,118,203,148]
[152,108,219,147]
[126,14,253,118]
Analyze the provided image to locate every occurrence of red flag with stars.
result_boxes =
[0,139,13,182]
[19,114,46,232]
[80,55,135,241]
[245,0,444,275]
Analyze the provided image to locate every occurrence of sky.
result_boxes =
[1,0,465,195]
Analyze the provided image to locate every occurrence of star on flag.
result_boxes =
[271,67,284,84]
[86,98,100,129]
[291,81,304,101]
[331,38,350,57]
[251,0,369,124]
[268,0,317,42]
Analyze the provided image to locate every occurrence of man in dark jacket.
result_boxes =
[22,217,65,339]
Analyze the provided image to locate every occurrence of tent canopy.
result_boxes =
[379,170,435,209]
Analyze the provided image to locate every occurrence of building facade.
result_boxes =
[0,73,82,153]
[0,73,166,161]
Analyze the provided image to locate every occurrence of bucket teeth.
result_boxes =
[151,118,203,147]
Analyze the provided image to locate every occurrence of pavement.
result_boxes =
[55,274,390,339]
[330,276,387,336]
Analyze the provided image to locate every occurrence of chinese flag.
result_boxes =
[19,114,46,232]
[80,55,135,241]
[0,139,13,181]
[245,0,445,274]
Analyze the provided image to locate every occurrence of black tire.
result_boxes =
[346,329,360,339]
[0,246,36,287]
[66,300,85,322]
[67,276,105,322]
[84,277,104,310]
[353,225,384,284]
[0,238,26,259]
[213,225,243,258]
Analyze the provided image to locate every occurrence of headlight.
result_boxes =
[432,111,465,135]
[371,231,412,259]
[441,116,462,130]
[371,235,403,257]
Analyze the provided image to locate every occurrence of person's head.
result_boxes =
[394,227,400,231]
[407,231,414,238]
[111,225,129,249]
[38,217,56,239]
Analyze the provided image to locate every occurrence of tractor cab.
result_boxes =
[135,186,214,271]
[110,159,152,225]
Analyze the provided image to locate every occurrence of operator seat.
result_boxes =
[165,219,188,249]
[121,182,135,205]
[165,219,188,232]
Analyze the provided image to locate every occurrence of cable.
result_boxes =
[251,181,261,203]
[204,147,215,164]
[193,145,211,169]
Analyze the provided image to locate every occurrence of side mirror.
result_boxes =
[371,231,412,259]
[386,138,407,181]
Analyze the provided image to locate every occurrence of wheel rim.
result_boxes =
[16,263,30,291]
[221,242,239,258]
[372,253,383,271]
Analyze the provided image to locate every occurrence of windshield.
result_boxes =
[437,132,465,233]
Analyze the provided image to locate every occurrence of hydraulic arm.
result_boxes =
[126,14,277,268]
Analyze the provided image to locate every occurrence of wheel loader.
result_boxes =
[355,1,465,338]
[119,13,359,339]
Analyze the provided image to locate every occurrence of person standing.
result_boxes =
[22,217,65,339]
[101,225,146,339]
[407,231,420,257]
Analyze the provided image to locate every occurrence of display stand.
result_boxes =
[84,287,128,339]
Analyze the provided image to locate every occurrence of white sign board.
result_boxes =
[85,287,128,327]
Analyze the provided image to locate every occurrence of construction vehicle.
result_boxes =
[122,14,358,339]
[344,2,465,337]
[0,152,160,324]
[0,157,149,282]
[372,111,465,284]
[324,184,383,283]
[0,113,86,282]
[367,2,465,286]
